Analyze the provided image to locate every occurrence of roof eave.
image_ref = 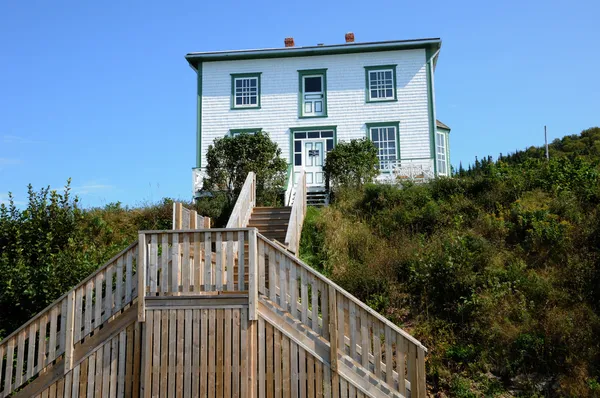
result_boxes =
[185,38,441,69]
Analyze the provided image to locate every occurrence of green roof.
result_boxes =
[185,38,441,69]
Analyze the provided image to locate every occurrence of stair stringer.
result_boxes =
[258,298,405,398]
[13,306,141,398]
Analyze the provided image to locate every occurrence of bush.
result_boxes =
[323,138,379,189]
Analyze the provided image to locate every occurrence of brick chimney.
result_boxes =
[345,32,355,43]
[284,37,295,47]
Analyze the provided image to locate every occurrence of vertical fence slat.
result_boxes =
[149,234,158,294]
[137,233,146,323]
[15,331,25,387]
[104,266,113,323]
[227,232,234,291]
[64,290,76,374]
[183,233,191,293]
[269,248,277,302]
[172,233,180,294]
[215,232,223,291]
[47,306,58,364]
[396,335,406,395]
[125,250,133,303]
[204,232,212,292]
[238,231,245,291]
[249,230,258,321]
[84,281,93,337]
[26,322,37,380]
[311,276,319,334]
[5,338,14,394]
[36,314,47,375]
[74,287,83,343]
[94,273,104,330]
[194,232,202,292]
[161,233,169,294]
[115,257,123,311]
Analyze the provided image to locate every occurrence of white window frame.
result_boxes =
[231,73,261,109]
[368,123,399,172]
[436,132,448,176]
[365,65,397,102]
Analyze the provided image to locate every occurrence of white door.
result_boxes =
[302,75,325,117]
[303,140,326,186]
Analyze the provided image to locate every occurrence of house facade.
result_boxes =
[187,35,450,197]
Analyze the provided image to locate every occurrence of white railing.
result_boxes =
[192,167,205,196]
[226,172,256,228]
[284,167,295,207]
[377,158,435,184]
[284,170,306,254]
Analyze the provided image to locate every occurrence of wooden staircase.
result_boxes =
[0,175,426,398]
[248,207,291,244]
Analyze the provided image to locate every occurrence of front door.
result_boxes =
[303,139,326,186]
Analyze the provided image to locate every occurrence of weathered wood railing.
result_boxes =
[284,170,306,254]
[256,233,427,397]
[226,172,256,228]
[172,202,211,230]
[0,242,139,398]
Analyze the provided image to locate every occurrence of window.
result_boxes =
[366,122,399,171]
[231,73,261,109]
[229,128,262,136]
[298,69,327,118]
[365,65,397,102]
[436,132,448,175]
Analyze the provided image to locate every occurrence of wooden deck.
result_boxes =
[0,173,426,398]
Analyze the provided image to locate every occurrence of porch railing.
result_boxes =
[226,172,256,228]
[284,170,306,254]
[378,158,435,183]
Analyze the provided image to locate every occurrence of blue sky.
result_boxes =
[1,0,598,207]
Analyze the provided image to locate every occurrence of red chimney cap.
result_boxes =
[345,32,355,43]
[284,37,295,47]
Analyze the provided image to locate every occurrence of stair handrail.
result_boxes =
[284,167,294,206]
[284,170,306,254]
[256,233,427,397]
[226,172,256,228]
[0,240,139,397]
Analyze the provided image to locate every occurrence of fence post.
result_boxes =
[328,285,340,398]
[248,229,258,321]
[138,233,146,322]
[64,290,76,374]
[416,346,426,397]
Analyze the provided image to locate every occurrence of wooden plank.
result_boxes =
[192,309,200,398]
[321,281,329,341]
[282,334,291,398]
[232,309,240,398]
[167,310,176,398]
[84,282,93,337]
[194,232,202,292]
[298,346,306,398]
[385,326,394,388]
[315,361,323,398]
[125,326,133,398]
[149,234,158,294]
[79,356,88,398]
[5,337,15,394]
[269,247,277,302]
[27,322,37,380]
[184,310,192,398]
[204,232,212,292]
[60,298,67,356]
[373,320,382,378]
[200,309,208,398]
[278,256,287,311]
[258,238,266,293]
[311,276,319,334]
[227,232,234,291]
[290,264,297,320]
[249,318,258,398]
[348,301,357,362]
[274,328,281,398]
[240,309,248,398]
[161,234,169,294]
[125,250,133,304]
[160,311,169,398]
[417,346,426,398]
[138,233,147,322]
[215,232,223,291]
[110,337,118,398]
[207,310,216,398]
[47,306,58,365]
[86,354,96,398]
[290,340,298,398]
[95,343,103,398]
[152,310,160,398]
[132,322,141,398]
[142,310,153,398]
[407,344,416,398]
[71,365,79,398]
[237,231,245,291]
[176,310,184,398]
[104,265,114,323]
[216,310,224,398]
[117,330,126,398]
[172,233,181,294]
[182,233,191,293]
[94,273,104,331]
[266,322,273,398]
[65,290,76,374]
[307,354,314,398]
[360,309,369,369]
[301,269,308,324]
[323,365,331,398]
[115,257,123,312]
[224,309,232,398]
[258,317,265,398]
[74,287,83,343]
[248,230,258,320]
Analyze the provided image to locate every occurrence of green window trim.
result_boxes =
[229,128,262,136]
[366,121,401,173]
[297,69,328,118]
[364,65,398,103]
[196,62,203,168]
[288,125,337,166]
[230,73,262,110]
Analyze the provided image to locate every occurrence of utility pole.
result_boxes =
[544,125,549,160]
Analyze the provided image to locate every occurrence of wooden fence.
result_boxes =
[172,203,211,230]
[226,172,256,229]
[284,170,307,254]
[0,242,139,398]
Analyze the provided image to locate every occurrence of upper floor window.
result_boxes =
[298,69,327,118]
[229,128,262,136]
[436,132,448,176]
[231,73,261,109]
[366,122,400,171]
[365,65,397,102]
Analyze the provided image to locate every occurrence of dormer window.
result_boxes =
[231,73,261,109]
[365,65,397,102]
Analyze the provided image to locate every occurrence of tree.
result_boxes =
[202,132,288,206]
[323,138,379,189]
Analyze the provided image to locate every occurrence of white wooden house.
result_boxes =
[187,34,451,199]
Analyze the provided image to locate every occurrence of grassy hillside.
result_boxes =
[300,128,600,397]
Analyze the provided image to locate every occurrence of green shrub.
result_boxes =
[323,138,379,189]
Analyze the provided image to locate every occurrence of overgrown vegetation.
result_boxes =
[300,127,600,397]
[324,138,379,189]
